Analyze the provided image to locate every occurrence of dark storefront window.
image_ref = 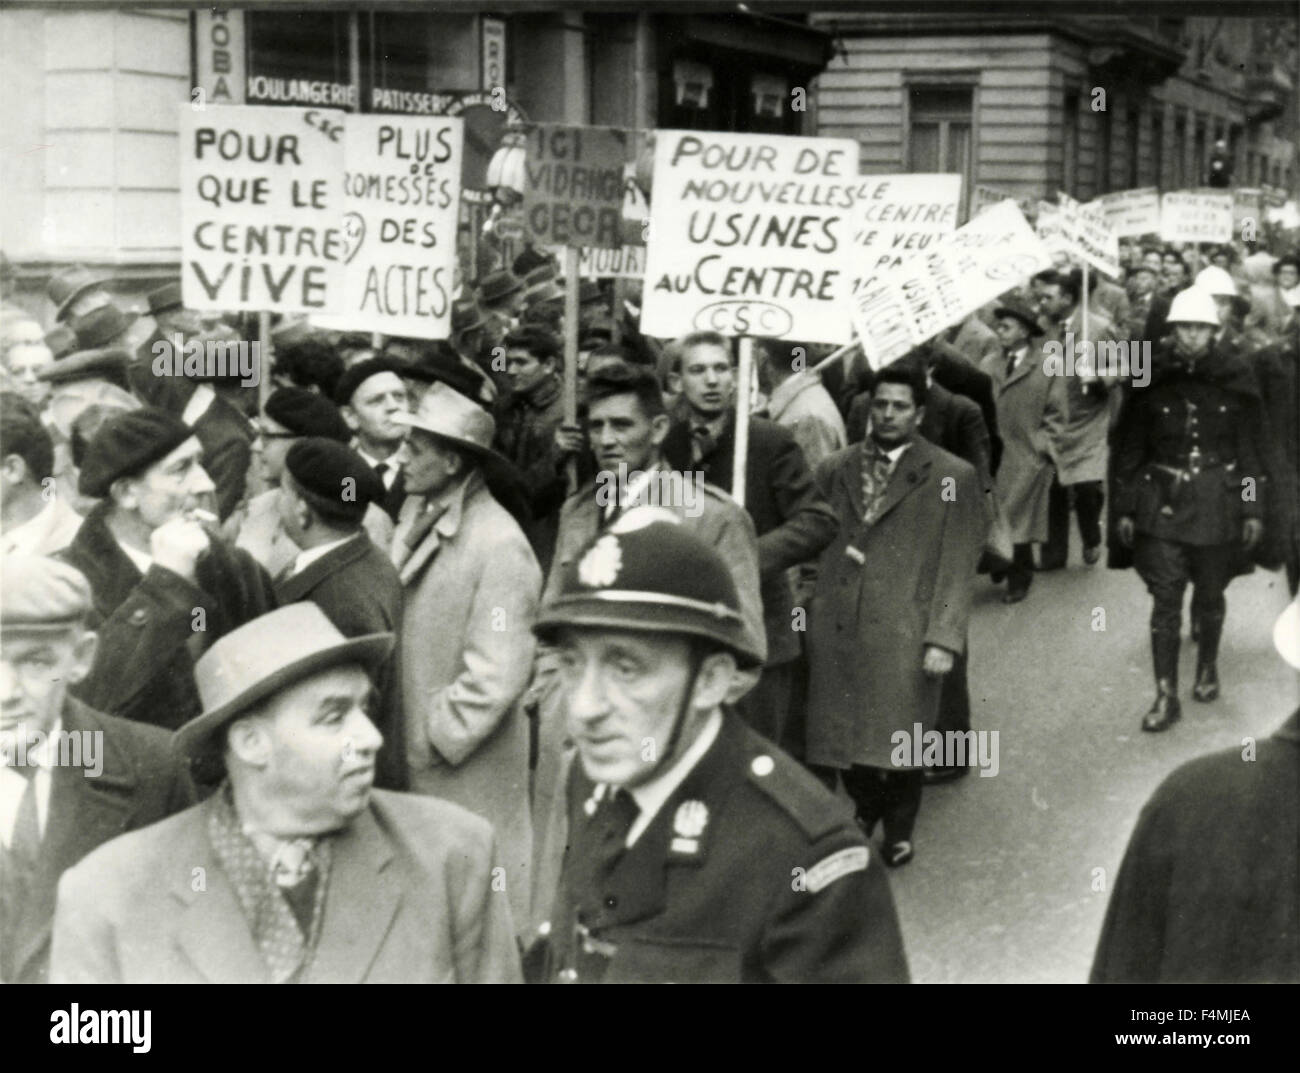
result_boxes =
[659,50,808,135]
[246,10,356,109]
[1127,107,1141,188]
[908,86,972,182]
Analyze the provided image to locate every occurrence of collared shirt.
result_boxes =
[0,719,60,847]
[0,496,83,558]
[867,438,912,475]
[288,535,352,579]
[181,383,216,427]
[601,460,665,523]
[117,538,153,576]
[353,442,402,491]
[622,708,723,848]
[1004,344,1030,377]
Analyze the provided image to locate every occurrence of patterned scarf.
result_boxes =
[860,440,894,525]
[206,784,333,983]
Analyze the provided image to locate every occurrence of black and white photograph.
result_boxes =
[0,0,1297,1040]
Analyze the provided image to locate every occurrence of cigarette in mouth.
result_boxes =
[187,508,218,525]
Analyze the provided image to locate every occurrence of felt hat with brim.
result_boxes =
[451,299,486,334]
[147,281,184,316]
[392,380,505,462]
[49,266,111,322]
[992,296,1040,333]
[36,345,131,385]
[477,270,523,306]
[177,603,395,757]
[523,280,565,308]
[70,304,137,350]
[44,324,78,359]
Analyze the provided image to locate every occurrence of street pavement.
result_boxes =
[885,544,1296,984]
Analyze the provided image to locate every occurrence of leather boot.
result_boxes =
[1193,612,1224,702]
[1142,629,1182,732]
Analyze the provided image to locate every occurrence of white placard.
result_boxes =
[849,174,962,292]
[1093,187,1161,237]
[333,115,463,339]
[1160,190,1234,244]
[180,105,347,314]
[1059,192,1121,278]
[852,200,1053,370]
[639,129,859,344]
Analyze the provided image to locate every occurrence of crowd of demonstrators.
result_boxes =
[1,221,1297,984]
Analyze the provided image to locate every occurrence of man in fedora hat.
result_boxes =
[980,295,1065,603]
[50,602,522,983]
[390,382,542,932]
[476,269,525,351]
[527,512,908,983]
[1,555,192,983]
[61,407,276,730]
[46,266,112,325]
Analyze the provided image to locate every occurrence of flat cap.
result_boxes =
[284,437,385,523]
[78,406,194,498]
[264,387,350,442]
[332,356,409,407]
[0,555,93,631]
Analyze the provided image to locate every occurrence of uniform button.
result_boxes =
[751,755,775,776]
[557,968,578,982]
[537,920,551,937]
[128,608,148,626]
[604,895,618,909]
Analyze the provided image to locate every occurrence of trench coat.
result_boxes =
[1045,306,1121,485]
[805,437,986,770]
[392,469,541,930]
[980,344,1067,544]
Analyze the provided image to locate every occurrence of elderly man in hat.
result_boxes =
[273,438,405,792]
[527,511,908,983]
[50,602,521,983]
[61,407,276,730]
[1,555,192,983]
[225,387,392,577]
[335,357,412,522]
[390,382,542,932]
[980,295,1066,603]
[476,269,526,350]
[0,394,83,557]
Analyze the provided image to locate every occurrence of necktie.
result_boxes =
[690,426,716,467]
[1005,350,1018,379]
[270,839,319,937]
[576,786,640,879]
[0,765,41,982]
[861,444,892,524]
[374,461,389,487]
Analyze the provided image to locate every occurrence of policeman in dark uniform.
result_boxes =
[527,508,909,983]
[1114,287,1268,732]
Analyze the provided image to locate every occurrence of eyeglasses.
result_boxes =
[256,428,296,441]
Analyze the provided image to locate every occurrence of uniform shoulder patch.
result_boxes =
[805,845,870,893]
[743,747,851,842]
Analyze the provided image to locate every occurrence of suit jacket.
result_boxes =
[536,715,909,983]
[766,372,847,469]
[227,488,393,578]
[392,470,540,930]
[2,697,193,984]
[192,393,255,522]
[275,533,407,791]
[1047,305,1121,485]
[62,504,277,729]
[663,414,837,666]
[50,789,523,983]
[806,437,986,769]
[1091,710,1299,983]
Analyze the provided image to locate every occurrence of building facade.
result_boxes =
[0,6,829,318]
[811,12,1297,220]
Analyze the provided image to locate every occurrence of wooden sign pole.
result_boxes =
[732,337,753,509]
[1081,261,1091,377]
[258,312,273,414]
[563,245,580,492]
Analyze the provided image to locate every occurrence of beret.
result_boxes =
[78,406,194,498]
[0,555,92,631]
[284,437,385,523]
[332,356,409,407]
[264,387,350,442]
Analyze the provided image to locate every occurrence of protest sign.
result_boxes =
[973,184,1038,222]
[1035,200,1066,251]
[1059,192,1120,277]
[1160,190,1233,243]
[1232,187,1262,232]
[852,200,1052,370]
[328,115,463,339]
[640,129,860,344]
[180,104,347,314]
[849,174,961,292]
[1093,187,1161,237]
[523,124,628,249]
[548,244,646,278]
